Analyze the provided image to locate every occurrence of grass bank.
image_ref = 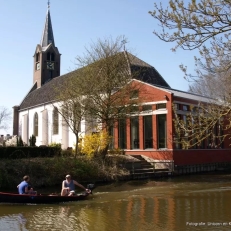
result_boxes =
[0,156,130,190]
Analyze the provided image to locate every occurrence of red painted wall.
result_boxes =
[126,150,173,160]
[126,149,231,166]
[173,149,231,165]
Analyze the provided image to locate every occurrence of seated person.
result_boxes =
[61,174,90,196]
[17,175,37,195]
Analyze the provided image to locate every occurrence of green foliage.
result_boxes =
[0,147,61,159]
[0,155,130,190]
[79,131,111,158]
[29,135,36,146]
[17,136,24,147]
[108,148,125,155]
[61,149,73,157]
[48,142,62,149]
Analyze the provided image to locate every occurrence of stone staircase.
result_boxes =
[128,155,172,179]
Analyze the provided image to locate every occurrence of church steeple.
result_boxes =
[33,1,61,88]
[40,1,55,47]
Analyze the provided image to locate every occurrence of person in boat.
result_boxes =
[61,174,90,196]
[17,175,37,195]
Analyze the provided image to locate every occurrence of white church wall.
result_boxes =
[18,102,100,149]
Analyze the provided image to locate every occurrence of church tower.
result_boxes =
[33,2,61,88]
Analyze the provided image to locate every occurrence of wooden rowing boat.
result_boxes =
[0,191,91,204]
[0,184,95,204]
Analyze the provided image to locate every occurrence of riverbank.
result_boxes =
[0,156,131,190]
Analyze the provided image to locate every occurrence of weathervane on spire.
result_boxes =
[48,0,50,9]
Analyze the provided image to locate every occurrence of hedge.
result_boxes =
[0,147,61,159]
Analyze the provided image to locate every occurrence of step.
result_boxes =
[131,168,170,173]
[131,171,172,179]
[130,155,144,160]
[131,168,154,173]
[140,163,153,167]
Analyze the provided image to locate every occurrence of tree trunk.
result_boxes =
[74,134,79,158]
[101,143,109,159]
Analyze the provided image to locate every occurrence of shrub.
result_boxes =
[48,142,62,149]
[29,135,36,146]
[0,147,61,159]
[79,131,111,158]
[17,136,24,147]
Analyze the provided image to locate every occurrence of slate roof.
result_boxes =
[19,52,171,111]
[40,8,55,48]
[149,83,213,103]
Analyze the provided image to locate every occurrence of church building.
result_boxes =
[13,4,231,170]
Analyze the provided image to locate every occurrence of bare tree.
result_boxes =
[149,0,231,51]
[150,0,231,147]
[75,36,144,157]
[54,36,144,157]
[0,107,11,130]
[53,71,90,157]
[149,0,231,81]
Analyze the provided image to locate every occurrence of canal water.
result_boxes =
[1,173,231,231]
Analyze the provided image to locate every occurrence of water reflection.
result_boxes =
[1,174,231,231]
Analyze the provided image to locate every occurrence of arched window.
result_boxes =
[34,112,38,136]
[53,107,59,135]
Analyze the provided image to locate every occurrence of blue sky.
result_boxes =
[0,0,198,134]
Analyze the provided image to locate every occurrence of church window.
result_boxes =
[47,52,50,60]
[51,53,55,61]
[47,52,55,61]
[53,107,59,135]
[36,53,40,62]
[34,112,38,136]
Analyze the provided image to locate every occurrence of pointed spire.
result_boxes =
[40,1,55,47]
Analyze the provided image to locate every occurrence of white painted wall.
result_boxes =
[18,103,95,149]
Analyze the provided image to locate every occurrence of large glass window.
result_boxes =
[156,103,166,109]
[34,112,38,136]
[142,105,152,112]
[53,107,59,135]
[108,125,114,149]
[118,119,126,149]
[182,105,189,111]
[157,114,166,149]
[144,115,153,149]
[130,117,139,149]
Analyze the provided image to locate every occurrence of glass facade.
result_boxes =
[108,125,114,149]
[118,119,126,149]
[131,117,139,149]
[144,115,153,148]
[157,114,166,149]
